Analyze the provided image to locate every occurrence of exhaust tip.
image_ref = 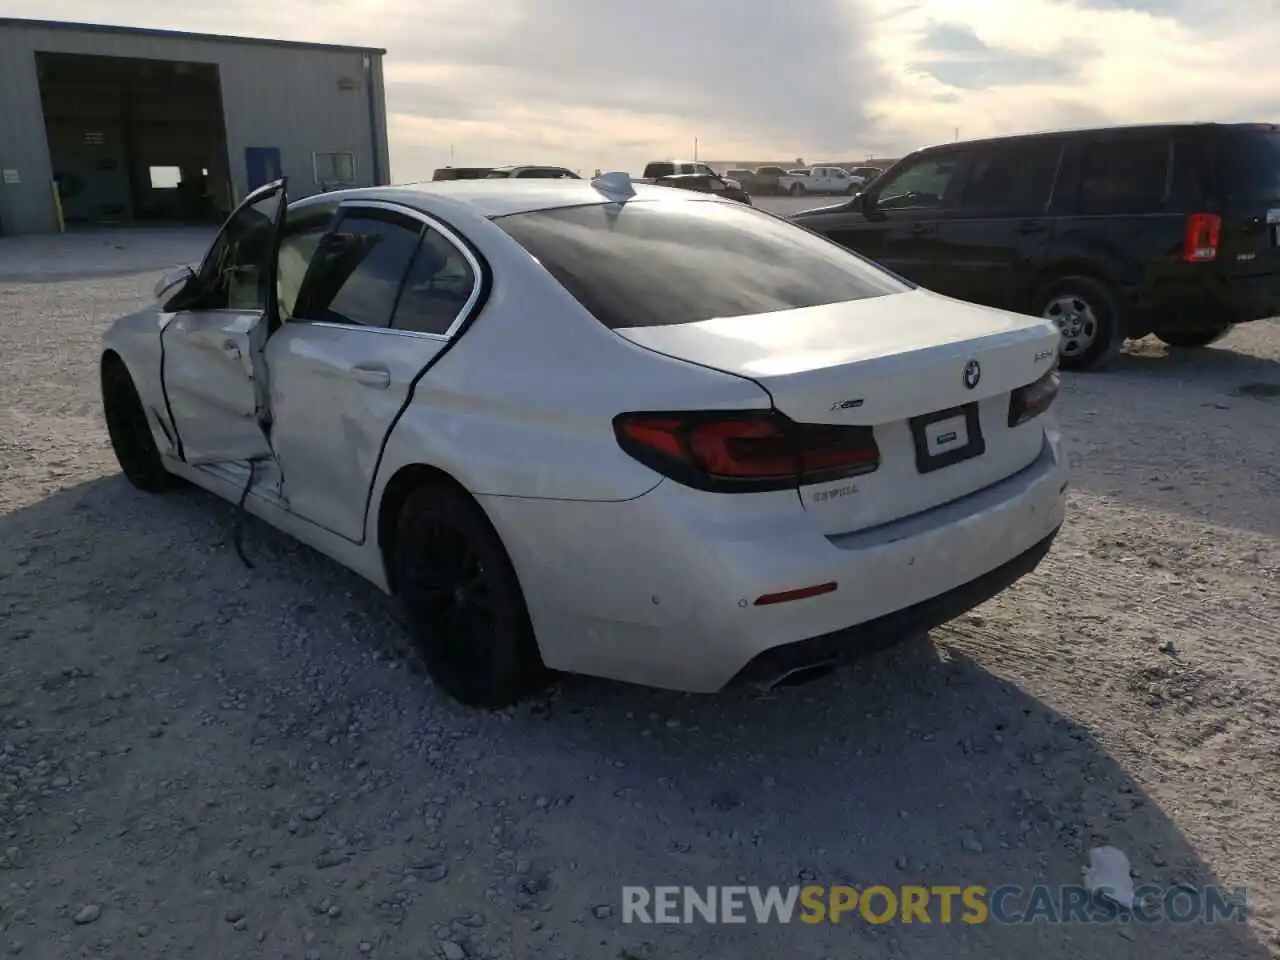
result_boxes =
[764,659,840,690]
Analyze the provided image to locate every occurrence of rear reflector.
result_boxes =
[1008,369,1060,427]
[613,410,880,493]
[754,582,838,606]
[1182,212,1221,263]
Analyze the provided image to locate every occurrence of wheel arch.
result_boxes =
[1022,259,1122,312]
[375,462,482,595]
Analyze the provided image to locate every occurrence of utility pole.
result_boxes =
[954,127,959,142]
[694,137,698,161]
[450,145,455,164]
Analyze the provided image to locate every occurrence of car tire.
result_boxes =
[1033,276,1123,372]
[1154,324,1233,348]
[101,354,174,493]
[392,483,546,709]
[789,183,804,196]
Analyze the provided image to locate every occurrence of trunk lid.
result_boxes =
[616,288,1061,535]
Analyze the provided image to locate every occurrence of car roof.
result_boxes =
[490,164,573,172]
[913,121,1279,156]
[289,179,705,220]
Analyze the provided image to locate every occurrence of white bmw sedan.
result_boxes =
[101,174,1068,708]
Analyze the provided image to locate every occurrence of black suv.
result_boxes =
[791,123,1280,370]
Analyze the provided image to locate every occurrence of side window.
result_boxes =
[391,227,477,336]
[874,156,964,211]
[197,187,283,310]
[276,208,337,320]
[957,142,1061,216]
[1077,137,1169,215]
[293,211,423,327]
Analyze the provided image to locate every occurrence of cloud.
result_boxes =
[909,21,1094,89]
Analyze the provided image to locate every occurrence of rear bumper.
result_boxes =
[482,427,1068,693]
[730,525,1058,686]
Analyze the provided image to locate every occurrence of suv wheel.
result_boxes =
[1034,276,1123,372]
[1154,324,1232,348]
[789,183,805,196]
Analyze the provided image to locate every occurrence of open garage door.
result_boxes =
[35,51,234,227]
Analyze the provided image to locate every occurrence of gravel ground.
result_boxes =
[1,228,1278,960]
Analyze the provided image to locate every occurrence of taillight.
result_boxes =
[1182,212,1221,263]
[613,410,880,493]
[1008,370,1061,428]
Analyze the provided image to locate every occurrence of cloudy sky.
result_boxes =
[10,0,1278,177]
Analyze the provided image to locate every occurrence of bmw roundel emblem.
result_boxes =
[963,359,981,389]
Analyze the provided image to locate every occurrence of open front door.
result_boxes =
[160,179,288,465]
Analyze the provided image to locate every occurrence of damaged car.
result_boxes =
[102,174,1068,708]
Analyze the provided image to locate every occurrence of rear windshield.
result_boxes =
[493,198,910,329]
[1216,129,1280,202]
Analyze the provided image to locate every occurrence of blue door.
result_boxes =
[245,147,282,192]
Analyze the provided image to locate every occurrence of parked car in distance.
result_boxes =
[641,161,744,191]
[485,165,581,179]
[431,166,494,181]
[779,166,861,196]
[726,168,756,190]
[753,165,790,194]
[792,122,1280,370]
[643,160,717,179]
[653,172,752,204]
[102,173,1066,708]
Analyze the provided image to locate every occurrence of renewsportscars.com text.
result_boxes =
[621,885,1247,925]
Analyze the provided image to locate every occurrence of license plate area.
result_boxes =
[910,403,985,474]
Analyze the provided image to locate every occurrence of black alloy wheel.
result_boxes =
[392,485,545,708]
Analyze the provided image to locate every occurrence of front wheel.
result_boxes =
[789,183,804,196]
[1033,276,1123,372]
[101,354,174,492]
[1154,324,1232,348]
[392,484,547,709]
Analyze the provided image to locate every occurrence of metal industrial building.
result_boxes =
[0,18,390,236]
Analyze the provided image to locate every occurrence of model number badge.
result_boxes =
[829,398,864,411]
[813,484,859,502]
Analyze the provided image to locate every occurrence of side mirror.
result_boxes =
[156,265,201,312]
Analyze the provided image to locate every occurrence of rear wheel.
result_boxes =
[391,484,546,709]
[1034,276,1123,372]
[789,183,805,196]
[1154,324,1232,348]
[101,354,173,492]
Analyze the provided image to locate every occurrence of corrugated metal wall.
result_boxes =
[0,21,388,236]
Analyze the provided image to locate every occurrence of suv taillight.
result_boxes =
[1182,212,1221,263]
[1008,370,1061,427]
[613,411,880,493]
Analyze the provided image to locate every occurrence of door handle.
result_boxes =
[221,339,241,360]
[907,223,931,236]
[1019,220,1048,235]
[349,363,391,389]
